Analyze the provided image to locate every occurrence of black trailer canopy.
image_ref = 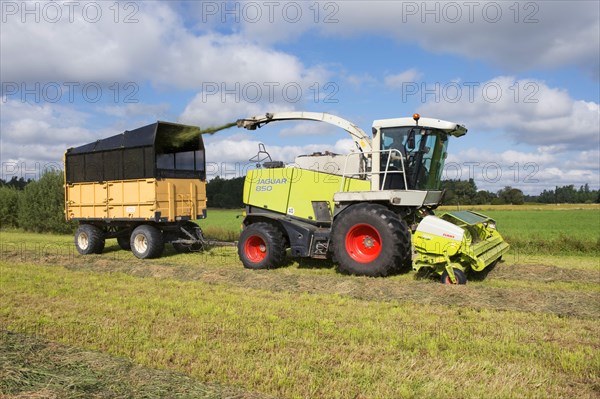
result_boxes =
[65,121,206,184]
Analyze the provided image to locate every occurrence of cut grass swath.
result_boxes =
[1,261,598,399]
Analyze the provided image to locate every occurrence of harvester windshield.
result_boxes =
[381,126,448,190]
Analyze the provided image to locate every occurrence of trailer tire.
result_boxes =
[74,224,105,255]
[440,268,467,285]
[332,204,411,277]
[238,222,286,270]
[117,235,131,250]
[130,225,164,259]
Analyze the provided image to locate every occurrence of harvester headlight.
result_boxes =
[488,222,496,230]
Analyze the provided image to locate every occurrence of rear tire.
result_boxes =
[332,204,411,277]
[238,222,286,270]
[74,224,105,255]
[117,234,131,250]
[130,225,164,259]
[440,268,467,284]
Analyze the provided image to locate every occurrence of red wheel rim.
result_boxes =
[442,270,462,284]
[442,275,455,285]
[244,235,267,262]
[345,223,382,263]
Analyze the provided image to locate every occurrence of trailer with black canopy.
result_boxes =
[64,121,208,258]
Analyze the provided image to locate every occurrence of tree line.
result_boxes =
[0,172,597,234]
[440,179,599,205]
[0,171,75,233]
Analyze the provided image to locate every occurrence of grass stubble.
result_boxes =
[1,206,599,398]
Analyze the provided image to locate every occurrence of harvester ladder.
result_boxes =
[339,149,408,192]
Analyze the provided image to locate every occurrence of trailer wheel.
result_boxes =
[440,268,467,285]
[130,225,164,259]
[238,222,286,269]
[74,224,105,255]
[332,204,411,277]
[117,235,131,250]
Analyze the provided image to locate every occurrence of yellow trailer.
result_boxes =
[64,121,208,258]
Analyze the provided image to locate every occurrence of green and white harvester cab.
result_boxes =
[236,112,509,283]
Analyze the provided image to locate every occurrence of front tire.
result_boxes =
[238,222,286,270]
[440,268,467,284]
[130,225,164,259]
[74,224,105,255]
[332,204,411,277]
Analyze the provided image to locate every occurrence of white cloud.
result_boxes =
[100,103,170,119]
[1,1,335,170]
[0,2,177,83]
[0,99,94,149]
[344,73,378,88]
[279,121,338,137]
[444,147,599,194]
[240,1,599,76]
[384,69,423,88]
[418,76,600,150]
[179,95,295,127]
[1,2,329,90]
[0,100,103,181]
[204,137,359,166]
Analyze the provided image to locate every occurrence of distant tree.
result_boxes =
[538,188,555,203]
[0,187,21,228]
[497,186,525,205]
[0,176,31,190]
[440,179,477,205]
[207,176,244,208]
[473,190,497,205]
[18,170,75,233]
[555,185,578,203]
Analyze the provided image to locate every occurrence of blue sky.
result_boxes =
[1,1,599,194]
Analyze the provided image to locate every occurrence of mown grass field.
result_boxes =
[1,205,599,398]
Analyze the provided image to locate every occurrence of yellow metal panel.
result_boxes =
[65,178,207,221]
[244,168,370,219]
[156,179,207,221]
[106,179,156,219]
[65,182,108,219]
[243,170,255,204]
[287,170,370,220]
[244,168,292,214]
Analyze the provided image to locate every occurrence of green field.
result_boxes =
[198,206,600,255]
[198,208,244,241]
[1,206,599,398]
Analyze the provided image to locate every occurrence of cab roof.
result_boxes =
[372,116,467,137]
